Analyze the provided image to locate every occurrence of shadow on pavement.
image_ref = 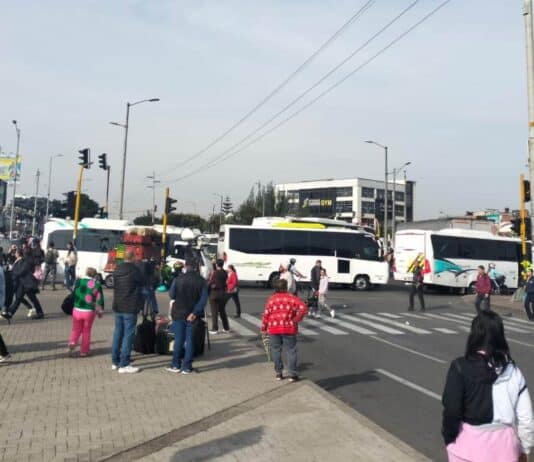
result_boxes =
[315,370,379,392]
[169,426,264,462]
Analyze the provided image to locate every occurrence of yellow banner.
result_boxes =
[0,157,21,181]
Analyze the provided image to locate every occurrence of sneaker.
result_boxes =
[288,376,299,383]
[208,330,218,335]
[33,313,44,320]
[118,365,140,374]
[0,354,12,363]
[165,367,181,374]
[1,311,12,320]
[67,344,76,357]
[80,353,90,358]
[181,369,193,375]
[111,364,119,371]
[223,329,230,333]
[27,309,34,318]
[275,374,283,381]
[330,309,336,318]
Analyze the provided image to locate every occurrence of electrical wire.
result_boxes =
[158,0,376,176]
[164,0,453,185]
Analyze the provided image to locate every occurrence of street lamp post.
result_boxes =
[9,120,21,239]
[213,193,224,226]
[31,169,40,236]
[390,162,411,247]
[146,171,160,225]
[45,154,63,223]
[365,140,388,244]
[110,97,160,220]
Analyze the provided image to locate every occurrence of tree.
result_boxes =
[133,212,160,226]
[62,191,100,219]
[232,182,290,225]
[166,213,208,229]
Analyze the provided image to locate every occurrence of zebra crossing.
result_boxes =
[228,310,534,338]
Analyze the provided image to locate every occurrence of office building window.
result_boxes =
[395,205,405,217]
[337,187,353,197]
[335,201,353,213]
[361,187,374,198]
[361,201,375,214]
[395,191,405,202]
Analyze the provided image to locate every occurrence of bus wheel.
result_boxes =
[268,272,280,289]
[468,282,477,294]
[353,275,370,291]
[104,274,114,289]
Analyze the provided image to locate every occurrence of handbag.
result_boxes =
[33,266,44,282]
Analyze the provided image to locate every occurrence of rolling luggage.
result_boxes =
[155,328,174,355]
[192,318,206,357]
[133,304,156,354]
[155,319,206,357]
[61,293,74,316]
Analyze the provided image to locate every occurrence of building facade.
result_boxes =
[275,177,415,229]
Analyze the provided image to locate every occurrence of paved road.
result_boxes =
[229,284,534,462]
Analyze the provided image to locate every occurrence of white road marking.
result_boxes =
[423,313,471,325]
[343,314,405,335]
[240,313,318,336]
[375,368,441,401]
[441,313,531,334]
[304,318,348,335]
[433,328,457,334]
[458,326,471,333]
[401,312,428,320]
[377,312,404,319]
[462,312,534,327]
[370,337,447,364]
[359,313,432,334]
[229,319,258,337]
[508,338,534,349]
[325,317,375,335]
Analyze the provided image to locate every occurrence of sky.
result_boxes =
[0,0,529,221]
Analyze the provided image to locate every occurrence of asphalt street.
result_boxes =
[230,284,534,462]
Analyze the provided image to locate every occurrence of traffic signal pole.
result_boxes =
[161,187,169,261]
[105,166,110,218]
[73,165,85,241]
[521,174,528,259]
[524,0,534,230]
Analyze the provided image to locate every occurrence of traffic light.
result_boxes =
[165,196,177,214]
[512,218,521,235]
[527,218,532,240]
[524,180,531,203]
[98,153,107,170]
[78,148,90,168]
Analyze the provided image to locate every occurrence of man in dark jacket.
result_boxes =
[166,258,208,374]
[310,260,322,292]
[111,251,144,374]
[474,265,492,313]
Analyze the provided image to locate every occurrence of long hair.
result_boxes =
[465,311,511,369]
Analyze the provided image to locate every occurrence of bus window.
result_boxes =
[432,235,459,259]
[283,230,310,255]
[308,232,335,256]
[47,230,71,250]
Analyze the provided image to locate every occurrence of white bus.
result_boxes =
[394,229,527,292]
[218,224,389,290]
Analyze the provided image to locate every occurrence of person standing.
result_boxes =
[68,267,104,357]
[138,259,160,315]
[1,248,44,320]
[318,268,335,318]
[442,311,534,462]
[310,260,322,293]
[0,263,11,362]
[279,263,296,295]
[111,251,144,373]
[64,242,77,291]
[474,265,492,313]
[208,259,229,334]
[166,258,208,374]
[408,264,425,312]
[260,278,308,382]
[524,269,534,321]
[42,241,59,290]
[226,264,241,318]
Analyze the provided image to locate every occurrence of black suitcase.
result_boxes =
[192,319,206,357]
[61,293,74,316]
[133,309,156,354]
[156,320,206,357]
[155,329,174,355]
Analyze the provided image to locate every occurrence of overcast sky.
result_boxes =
[0,1,528,220]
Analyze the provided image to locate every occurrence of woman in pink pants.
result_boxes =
[68,268,104,357]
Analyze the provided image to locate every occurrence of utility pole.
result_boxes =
[146,171,160,225]
[525,0,534,229]
[9,120,20,239]
[31,169,40,236]
[105,166,111,218]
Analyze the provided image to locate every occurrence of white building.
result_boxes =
[275,177,415,229]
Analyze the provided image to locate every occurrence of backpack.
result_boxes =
[61,293,74,315]
[45,249,56,265]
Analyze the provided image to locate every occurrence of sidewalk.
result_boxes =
[0,291,430,462]
[462,293,528,319]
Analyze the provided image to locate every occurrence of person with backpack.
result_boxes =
[408,264,425,312]
[42,241,59,290]
[111,251,144,374]
[261,278,308,382]
[64,242,77,291]
[166,258,208,374]
[442,311,534,462]
[68,267,104,357]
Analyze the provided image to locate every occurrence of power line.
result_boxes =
[158,0,376,177]
[165,0,453,185]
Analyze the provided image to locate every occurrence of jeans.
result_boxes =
[270,334,298,377]
[142,288,159,314]
[69,309,97,354]
[475,294,490,313]
[65,265,76,291]
[42,263,57,289]
[111,312,137,368]
[171,320,194,371]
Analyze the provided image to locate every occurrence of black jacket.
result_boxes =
[310,266,321,291]
[169,271,208,321]
[12,258,38,292]
[209,269,227,291]
[112,262,144,314]
[526,277,534,294]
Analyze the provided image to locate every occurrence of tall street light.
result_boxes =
[110,97,160,220]
[390,161,411,246]
[365,140,388,244]
[45,154,64,223]
[146,171,160,225]
[213,193,224,227]
[9,120,21,239]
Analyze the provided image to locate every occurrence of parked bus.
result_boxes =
[394,229,528,292]
[218,223,389,290]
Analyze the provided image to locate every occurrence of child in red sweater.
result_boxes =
[260,278,308,382]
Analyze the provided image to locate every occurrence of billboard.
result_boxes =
[0,156,21,181]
